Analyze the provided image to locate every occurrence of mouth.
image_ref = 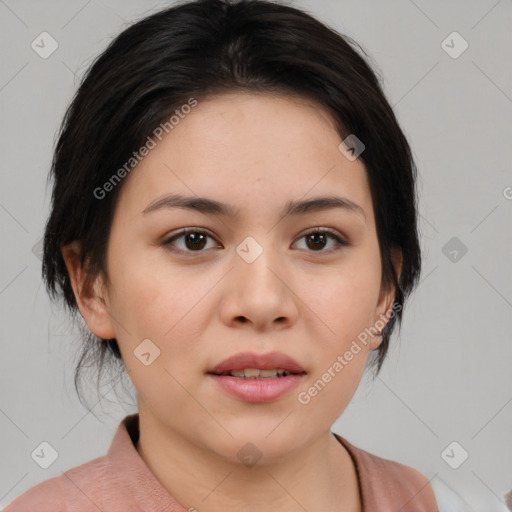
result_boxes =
[207,351,306,376]
[209,368,306,379]
[207,352,307,402]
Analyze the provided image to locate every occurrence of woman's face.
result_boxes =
[70,91,400,462]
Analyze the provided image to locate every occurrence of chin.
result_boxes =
[208,427,304,467]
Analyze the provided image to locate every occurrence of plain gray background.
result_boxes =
[0,0,511,510]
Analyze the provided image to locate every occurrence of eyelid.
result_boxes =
[298,226,348,242]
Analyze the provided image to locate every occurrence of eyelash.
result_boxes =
[162,227,349,255]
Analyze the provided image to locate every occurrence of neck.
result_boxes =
[135,411,361,512]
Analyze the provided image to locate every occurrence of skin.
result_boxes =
[63,91,402,512]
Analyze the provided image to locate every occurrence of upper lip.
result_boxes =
[208,351,306,375]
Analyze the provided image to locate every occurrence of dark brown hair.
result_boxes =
[42,0,422,407]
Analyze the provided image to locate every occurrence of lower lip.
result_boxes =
[208,373,305,403]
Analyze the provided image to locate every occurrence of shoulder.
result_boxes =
[361,451,439,510]
[3,474,69,512]
[334,434,439,511]
[361,445,435,491]
[3,455,108,512]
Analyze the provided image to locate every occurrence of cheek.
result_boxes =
[110,260,210,409]
[298,268,378,416]
[106,248,216,371]
[307,254,382,347]
[106,243,187,335]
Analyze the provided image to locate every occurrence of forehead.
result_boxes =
[117,91,373,223]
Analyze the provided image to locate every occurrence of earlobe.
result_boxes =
[371,287,395,351]
[371,248,403,351]
[369,328,384,351]
[393,248,403,287]
[61,241,116,340]
[369,302,388,351]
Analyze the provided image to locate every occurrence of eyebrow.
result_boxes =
[142,193,366,223]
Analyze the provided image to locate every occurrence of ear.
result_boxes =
[61,241,116,340]
[370,248,403,351]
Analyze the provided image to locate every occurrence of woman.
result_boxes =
[5,0,440,510]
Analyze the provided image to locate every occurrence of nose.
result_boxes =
[219,239,299,331]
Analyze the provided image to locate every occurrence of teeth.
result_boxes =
[229,369,246,378]
[259,369,279,378]
[227,368,291,379]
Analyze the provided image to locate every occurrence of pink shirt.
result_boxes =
[4,413,439,511]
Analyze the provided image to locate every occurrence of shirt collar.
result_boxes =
[107,413,421,511]
[105,413,186,511]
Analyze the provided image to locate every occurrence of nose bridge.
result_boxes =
[234,233,282,291]
[221,231,298,327]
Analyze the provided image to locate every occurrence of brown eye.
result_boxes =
[294,228,348,253]
[182,232,208,250]
[163,228,219,253]
[306,232,329,251]
[162,227,348,256]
